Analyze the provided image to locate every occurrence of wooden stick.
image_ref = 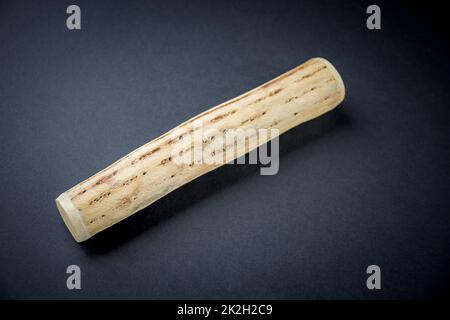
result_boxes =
[56,57,345,242]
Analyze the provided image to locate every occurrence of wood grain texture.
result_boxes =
[56,57,345,242]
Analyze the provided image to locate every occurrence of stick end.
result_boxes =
[56,193,91,243]
[312,57,346,103]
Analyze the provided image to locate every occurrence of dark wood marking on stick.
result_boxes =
[131,147,161,165]
[89,191,112,206]
[259,62,313,89]
[240,110,267,125]
[122,175,138,187]
[160,157,172,165]
[314,95,331,104]
[92,170,118,187]
[285,96,298,103]
[210,110,237,123]
[248,88,284,106]
[295,66,327,83]
[284,85,321,104]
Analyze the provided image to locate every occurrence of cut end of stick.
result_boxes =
[312,57,346,103]
[56,193,91,242]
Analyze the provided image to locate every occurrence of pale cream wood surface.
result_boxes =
[56,57,345,242]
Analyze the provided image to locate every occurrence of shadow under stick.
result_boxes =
[56,57,346,242]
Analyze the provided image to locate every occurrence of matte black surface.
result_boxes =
[0,0,449,299]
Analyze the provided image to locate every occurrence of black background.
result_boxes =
[0,0,449,299]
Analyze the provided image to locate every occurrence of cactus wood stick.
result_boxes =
[56,57,345,242]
